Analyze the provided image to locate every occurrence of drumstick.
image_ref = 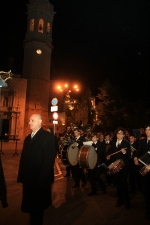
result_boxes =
[109,148,127,157]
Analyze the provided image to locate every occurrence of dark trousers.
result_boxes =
[72,165,86,185]
[128,160,142,191]
[114,168,130,205]
[65,165,71,175]
[29,210,44,225]
[141,173,150,215]
[89,167,106,193]
[128,159,136,191]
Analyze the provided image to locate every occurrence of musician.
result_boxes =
[88,133,106,196]
[136,126,146,145]
[71,128,87,188]
[61,126,74,177]
[106,127,131,209]
[134,124,150,220]
[99,133,105,143]
[104,134,112,186]
[128,134,142,193]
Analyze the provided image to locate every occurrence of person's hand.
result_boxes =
[74,142,78,146]
[106,155,110,160]
[134,157,139,165]
[121,148,126,154]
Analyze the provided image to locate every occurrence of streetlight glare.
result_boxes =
[64,84,68,88]
[57,85,61,89]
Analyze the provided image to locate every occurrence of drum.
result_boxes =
[60,145,70,166]
[67,144,79,166]
[78,145,97,169]
[108,159,124,175]
[140,164,150,176]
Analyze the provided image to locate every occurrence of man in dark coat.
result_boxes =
[134,124,150,220]
[0,154,8,208]
[71,128,87,188]
[106,127,131,210]
[87,133,106,196]
[17,114,56,225]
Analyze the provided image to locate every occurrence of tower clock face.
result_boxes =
[36,49,42,54]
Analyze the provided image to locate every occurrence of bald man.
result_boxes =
[17,114,56,225]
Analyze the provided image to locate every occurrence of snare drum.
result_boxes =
[140,164,150,176]
[78,145,97,169]
[60,145,70,166]
[67,144,79,166]
[108,159,124,175]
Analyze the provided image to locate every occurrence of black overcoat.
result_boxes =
[17,128,56,213]
[0,155,8,208]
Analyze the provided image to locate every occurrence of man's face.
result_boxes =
[74,130,80,137]
[129,136,135,143]
[80,129,84,135]
[29,114,42,132]
[100,134,104,140]
[145,127,150,138]
[105,135,110,141]
[116,130,125,140]
[92,136,98,143]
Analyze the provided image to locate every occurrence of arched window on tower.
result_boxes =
[30,19,35,31]
[47,22,51,34]
[38,19,44,33]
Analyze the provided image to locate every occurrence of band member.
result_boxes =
[104,133,112,186]
[136,126,146,145]
[106,127,131,209]
[71,128,87,188]
[128,134,142,193]
[88,133,106,196]
[60,126,74,177]
[134,124,150,220]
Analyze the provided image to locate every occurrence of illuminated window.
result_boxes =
[38,19,44,33]
[47,22,51,34]
[30,19,35,31]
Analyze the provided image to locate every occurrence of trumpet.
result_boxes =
[130,145,137,152]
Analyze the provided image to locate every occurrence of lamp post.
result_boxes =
[56,83,80,125]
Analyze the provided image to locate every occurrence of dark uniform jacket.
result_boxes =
[92,141,105,166]
[75,135,86,149]
[136,139,150,164]
[109,139,131,170]
[17,128,55,213]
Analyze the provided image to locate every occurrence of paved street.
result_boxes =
[0,141,149,225]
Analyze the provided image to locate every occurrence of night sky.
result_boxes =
[0,0,149,99]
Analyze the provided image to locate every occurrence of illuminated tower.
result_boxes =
[22,0,55,135]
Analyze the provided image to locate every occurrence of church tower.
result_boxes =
[22,0,55,134]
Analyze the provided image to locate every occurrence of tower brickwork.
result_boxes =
[22,0,55,135]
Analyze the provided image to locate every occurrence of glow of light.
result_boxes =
[69,90,71,92]
[36,49,42,54]
[76,89,79,91]
[64,84,68,88]
[60,89,62,92]
[57,86,61,90]
[74,85,78,89]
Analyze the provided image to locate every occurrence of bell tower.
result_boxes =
[22,0,55,135]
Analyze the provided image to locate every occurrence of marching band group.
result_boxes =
[58,124,150,220]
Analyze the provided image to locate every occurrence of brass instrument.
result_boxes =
[130,145,137,152]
